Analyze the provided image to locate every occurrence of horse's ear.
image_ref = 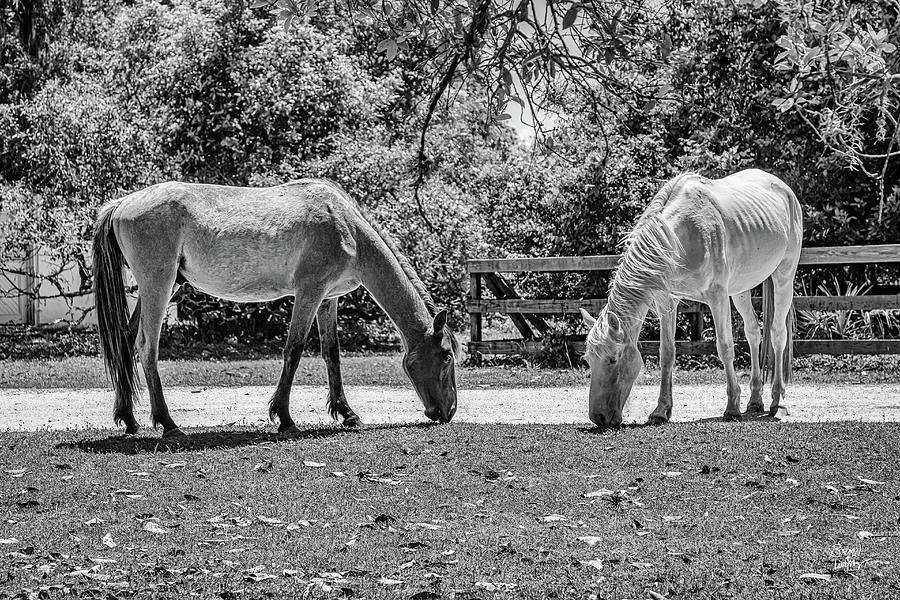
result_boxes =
[580,308,597,329]
[432,309,448,335]
[606,310,625,344]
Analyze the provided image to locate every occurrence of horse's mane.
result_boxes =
[611,173,693,314]
[586,174,693,358]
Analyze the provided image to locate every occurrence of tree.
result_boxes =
[773,1,899,223]
[263,0,898,228]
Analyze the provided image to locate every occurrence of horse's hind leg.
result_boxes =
[316,298,361,427]
[113,298,143,435]
[732,291,764,414]
[269,289,325,433]
[135,276,182,437]
[708,290,742,421]
[767,269,796,416]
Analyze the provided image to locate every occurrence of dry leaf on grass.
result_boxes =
[538,514,566,523]
[253,460,273,473]
[577,536,604,547]
[102,533,116,548]
[580,558,604,571]
[799,573,831,582]
[142,522,169,535]
[584,488,614,498]
[303,460,326,468]
[857,476,885,486]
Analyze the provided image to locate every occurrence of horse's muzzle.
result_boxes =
[426,404,456,424]
[590,411,621,429]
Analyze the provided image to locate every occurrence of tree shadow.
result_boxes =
[57,422,437,455]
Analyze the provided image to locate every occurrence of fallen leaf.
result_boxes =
[142,522,169,535]
[580,558,604,571]
[4,468,27,478]
[257,516,285,526]
[577,536,604,547]
[415,522,443,530]
[102,533,116,548]
[799,573,831,582]
[538,514,566,523]
[303,461,326,468]
[331,471,347,478]
[857,477,885,486]
[648,591,668,600]
[399,559,415,569]
[378,577,403,585]
[857,531,873,540]
[584,488,614,498]
[662,471,683,478]
[253,461,273,473]
[0,538,20,544]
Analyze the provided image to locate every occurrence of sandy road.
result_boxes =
[1,382,898,431]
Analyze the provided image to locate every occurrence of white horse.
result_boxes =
[93,179,459,438]
[580,169,803,427]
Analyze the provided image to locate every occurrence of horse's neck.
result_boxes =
[357,228,431,348]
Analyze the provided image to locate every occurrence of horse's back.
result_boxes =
[111,179,365,302]
[666,169,803,295]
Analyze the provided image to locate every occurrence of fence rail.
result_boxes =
[467,244,900,357]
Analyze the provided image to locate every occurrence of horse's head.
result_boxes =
[580,307,643,428]
[403,310,459,423]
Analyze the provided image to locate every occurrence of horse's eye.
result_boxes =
[609,358,618,365]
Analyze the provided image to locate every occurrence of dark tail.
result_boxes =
[761,276,794,384]
[93,202,139,425]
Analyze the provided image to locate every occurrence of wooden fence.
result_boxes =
[467,244,900,356]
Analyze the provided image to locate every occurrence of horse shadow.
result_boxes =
[575,411,782,434]
[57,422,436,455]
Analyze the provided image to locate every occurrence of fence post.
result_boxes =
[469,273,482,354]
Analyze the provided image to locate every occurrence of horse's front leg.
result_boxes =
[649,299,679,425]
[731,291,764,413]
[708,291,742,421]
[269,290,325,434]
[316,298,361,427]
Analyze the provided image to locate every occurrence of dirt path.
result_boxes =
[1,382,899,431]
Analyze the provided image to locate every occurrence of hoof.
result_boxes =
[722,412,743,422]
[647,415,668,426]
[342,415,362,428]
[769,405,787,417]
[162,427,187,439]
[745,401,765,414]
[279,423,301,435]
[124,424,140,436]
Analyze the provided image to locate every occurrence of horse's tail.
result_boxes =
[761,276,794,384]
[93,201,139,425]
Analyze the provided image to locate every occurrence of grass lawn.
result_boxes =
[2,354,900,390]
[0,422,898,599]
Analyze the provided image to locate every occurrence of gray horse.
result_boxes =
[93,179,459,438]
